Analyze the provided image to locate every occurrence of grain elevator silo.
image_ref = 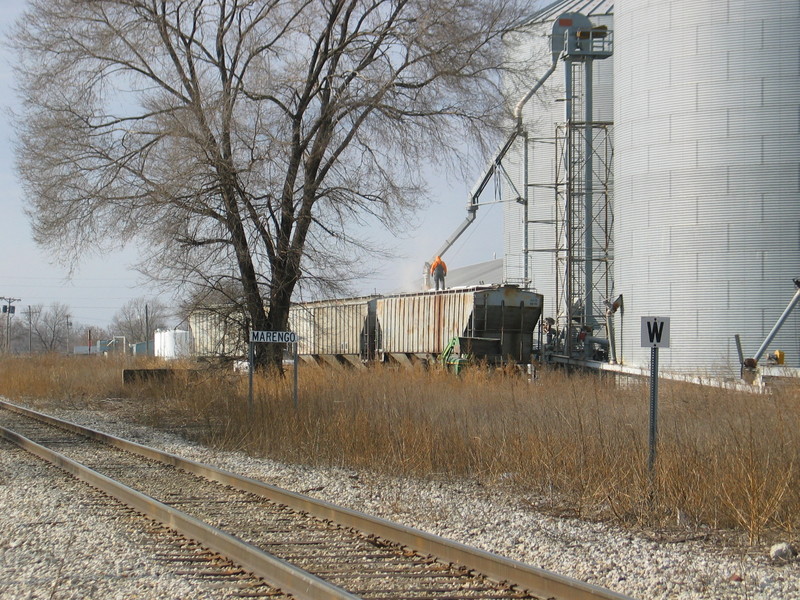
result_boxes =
[501,0,615,355]
[613,0,800,374]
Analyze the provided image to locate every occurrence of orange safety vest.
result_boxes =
[430,257,447,275]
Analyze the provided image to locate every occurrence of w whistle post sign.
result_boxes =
[640,315,670,476]
[641,316,670,348]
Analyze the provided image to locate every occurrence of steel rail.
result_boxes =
[0,421,358,600]
[0,400,635,600]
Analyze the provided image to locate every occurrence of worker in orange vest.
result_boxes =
[430,256,447,290]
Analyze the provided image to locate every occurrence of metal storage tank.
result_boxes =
[613,0,800,373]
[375,285,543,364]
[502,0,614,326]
[155,329,192,359]
[288,296,377,367]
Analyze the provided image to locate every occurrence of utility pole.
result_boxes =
[0,297,21,353]
[145,303,150,355]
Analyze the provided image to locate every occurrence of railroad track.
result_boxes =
[0,400,634,600]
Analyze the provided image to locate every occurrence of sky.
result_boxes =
[0,1,505,330]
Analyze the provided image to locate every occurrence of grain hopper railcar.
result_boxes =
[190,285,543,367]
[375,285,543,366]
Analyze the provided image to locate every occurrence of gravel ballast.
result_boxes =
[1,402,798,600]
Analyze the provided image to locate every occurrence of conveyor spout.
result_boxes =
[424,13,590,289]
[747,278,800,366]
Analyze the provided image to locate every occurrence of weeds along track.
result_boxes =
[0,400,633,600]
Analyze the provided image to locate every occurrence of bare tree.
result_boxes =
[26,303,73,353]
[12,0,525,369]
[111,297,169,344]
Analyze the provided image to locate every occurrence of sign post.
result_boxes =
[647,345,659,473]
[248,330,299,412]
[248,338,255,412]
[293,342,299,410]
[641,316,670,474]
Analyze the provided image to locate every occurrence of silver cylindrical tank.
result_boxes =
[502,0,614,325]
[614,0,800,373]
[155,329,192,359]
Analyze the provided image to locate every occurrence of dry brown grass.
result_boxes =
[1,354,798,544]
[0,353,133,406]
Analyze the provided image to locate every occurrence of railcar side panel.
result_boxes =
[376,290,474,357]
[189,306,248,359]
[289,297,377,363]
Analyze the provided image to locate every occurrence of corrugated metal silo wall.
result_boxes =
[503,0,614,325]
[376,290,475,355]
[288,298,375,357]
[614,0,800,374]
